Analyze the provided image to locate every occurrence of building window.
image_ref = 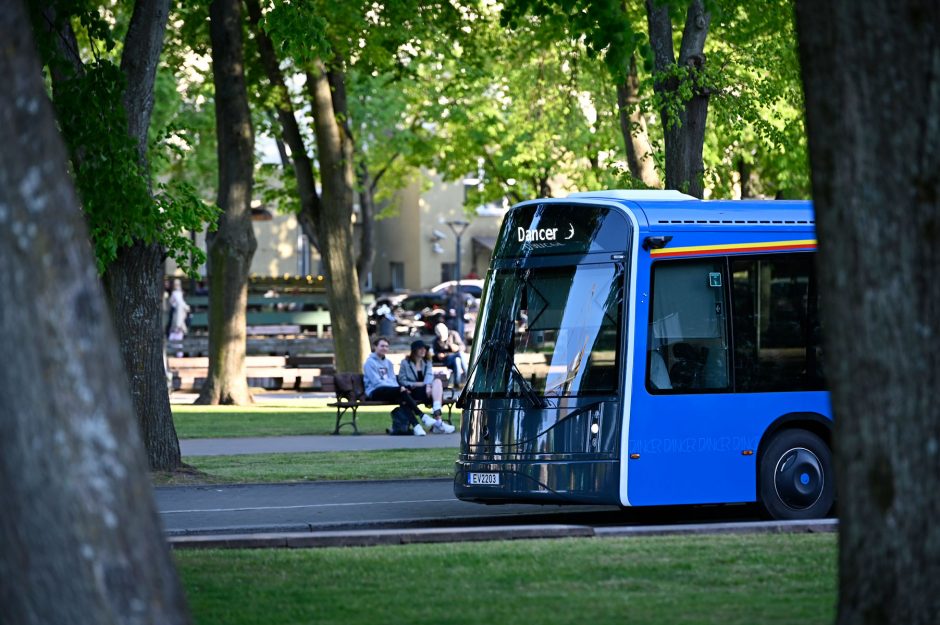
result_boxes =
[390,262,405,291]
[441,263,456,283]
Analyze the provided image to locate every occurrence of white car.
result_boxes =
[429,279,484,299]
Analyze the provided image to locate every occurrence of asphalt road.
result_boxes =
[155,478,620,536]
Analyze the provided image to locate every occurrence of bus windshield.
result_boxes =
[467,263,624,398]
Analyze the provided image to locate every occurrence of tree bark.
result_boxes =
[646,0,711,197]
[307,61,370,372]
[108,0,180,470]
[30,0,179,470]
[616,54,661,188]
[196,0,257,406]
[795,1,940,623]
[0,3,190,622]
[104,241,182,468]
[357,161,377,290]
[120,0,169,166]
[246,0,321,252]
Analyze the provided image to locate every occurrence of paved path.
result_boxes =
[181,433,459,456]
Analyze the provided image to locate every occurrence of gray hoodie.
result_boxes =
[363,351,399,397]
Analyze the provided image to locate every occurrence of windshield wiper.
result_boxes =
[510,360,545,408]
[455,335,503,408]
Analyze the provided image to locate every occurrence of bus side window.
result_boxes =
[648,260,730,393]
[731,253,824,392]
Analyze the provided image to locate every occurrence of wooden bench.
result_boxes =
[167,356,325,392]
[326,372,458,435]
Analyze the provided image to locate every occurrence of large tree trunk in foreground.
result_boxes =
[0,3,190,622]
[308,61,370,372]
[796,2,940,623]
[646,0,710,197]
[197,0,257,405]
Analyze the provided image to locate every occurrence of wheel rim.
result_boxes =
[773,447,824,510]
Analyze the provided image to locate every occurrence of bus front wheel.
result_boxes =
[759,429,834,520]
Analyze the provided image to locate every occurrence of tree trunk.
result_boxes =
[32,0,178,471]
[357,162,377,290]
[736,156,752,199]
[795,1,940,623]
[104,241,182,469]
[121,0,169,166]
[646,0,710,197]
[109,0,178,470]
[246,0,321,253]
[196,0,257,405]
[616,54,661,188]
[0,4,190,622]
[308,61,370,372]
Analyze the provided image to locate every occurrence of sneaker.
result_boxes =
[413,424,427,436]
[421,414,436,428]
[432,420,456,434]
[432,408,442,418]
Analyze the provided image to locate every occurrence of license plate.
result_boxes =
[468,472,500,485]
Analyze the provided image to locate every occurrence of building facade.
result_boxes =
[169,172,505,293]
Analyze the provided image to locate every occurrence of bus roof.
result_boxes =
[561,191,815,232]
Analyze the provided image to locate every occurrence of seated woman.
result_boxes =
[398,340,455,434]
[363,337,428,436]
[431,322,468,386]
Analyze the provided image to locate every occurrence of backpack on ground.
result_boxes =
[388,406,412,435]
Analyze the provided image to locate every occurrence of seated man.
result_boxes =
[363,337,428,436]
[431,322,468,385]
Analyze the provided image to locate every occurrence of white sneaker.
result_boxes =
[421,414,436,428]
[432,419,456,434]
[413,424,427,436]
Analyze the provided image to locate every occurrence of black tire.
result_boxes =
[759,429,834,520]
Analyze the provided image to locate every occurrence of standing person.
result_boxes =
[398,340,455,434]
[363,337,428,436]
[432,321,468,386]
[167,278,190,357]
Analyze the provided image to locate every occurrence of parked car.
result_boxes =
[430,279,484,300]
[367,292,450,336]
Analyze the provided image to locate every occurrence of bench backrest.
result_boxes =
[334,372,367,401]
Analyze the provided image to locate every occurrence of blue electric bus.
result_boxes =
[454,190,832,520]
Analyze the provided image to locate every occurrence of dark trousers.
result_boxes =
[367,386,422,423]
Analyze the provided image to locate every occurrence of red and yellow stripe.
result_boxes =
[649,239,817,258]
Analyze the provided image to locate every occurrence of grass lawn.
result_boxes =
[154,448,458,485]
[175,533,837,625]
[172,400,419,438]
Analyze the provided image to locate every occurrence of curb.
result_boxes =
[168,518,837,550]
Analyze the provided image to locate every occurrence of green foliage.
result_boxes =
[154,181,217,274]
[53,61,152,270]
[497,0,809,199]
[409,13,626,204]
[701,0,809,197]
[28,0,218,274]
[501,0,642,81]
[261,0,331,65]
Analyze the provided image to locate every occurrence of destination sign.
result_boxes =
[494,202,631,258]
